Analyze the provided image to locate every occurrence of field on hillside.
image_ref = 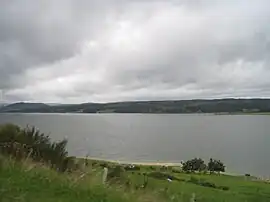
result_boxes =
[1,157,270,202]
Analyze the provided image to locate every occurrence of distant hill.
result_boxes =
[0,103,8,108]
[1,99,270,114]
[0,102,52,113]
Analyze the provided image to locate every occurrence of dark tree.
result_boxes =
[208,158,225,173]
[182,158,206,172]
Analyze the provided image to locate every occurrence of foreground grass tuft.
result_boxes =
[0,157,137,202]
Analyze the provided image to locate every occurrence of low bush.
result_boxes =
[148,171,180,181]
[208,158,225,173]
[188,176,229,191]
[200,181,216,188]
[182,158,226,173]
[218,186,230,191]
[100,162,109,168]
[107,165,126,184]
[0,124,73,172]
[182,158,206,172]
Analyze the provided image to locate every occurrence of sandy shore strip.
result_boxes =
[79,156,183,167]
[78,156,244,177]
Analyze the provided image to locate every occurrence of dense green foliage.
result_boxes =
[1,98,270,113]
[182,158,207,172]
[0,124,72,171]
[182,158,225,173]
[208,158,225,173]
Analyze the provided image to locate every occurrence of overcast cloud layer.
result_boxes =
[0,0,270,103]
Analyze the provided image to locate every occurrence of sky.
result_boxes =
[0,0,270,103]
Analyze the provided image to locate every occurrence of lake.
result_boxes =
[0,113,269,177]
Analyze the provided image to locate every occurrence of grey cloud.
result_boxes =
[0,0,122,89]
[1,0,270,103]
[217,33,270,65]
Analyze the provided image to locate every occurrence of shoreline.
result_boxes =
[80,156,184,166]
[1,112,270,115]
[79,156,243,177]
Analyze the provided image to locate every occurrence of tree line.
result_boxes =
[1,98,270,113]
[182,158,225,173]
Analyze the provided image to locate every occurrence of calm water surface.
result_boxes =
[0,113,269,177]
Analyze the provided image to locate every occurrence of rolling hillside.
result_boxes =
[1,99,270,114]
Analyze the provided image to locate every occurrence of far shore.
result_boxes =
[1,111,270,115]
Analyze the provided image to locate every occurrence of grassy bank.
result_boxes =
[1,156,270,202]
[1,124,270,201]
[0,156,141,202]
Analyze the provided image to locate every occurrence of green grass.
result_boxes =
[0,157,139,202]
[127,169,270,201]
[1,157,270,202]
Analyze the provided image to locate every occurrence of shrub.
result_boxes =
[148,172,180,181]
[208,158,225,173]
[0,124,21,142]
[0,124,71,172]
[188,177,216,188]
[182,158,206,172]
[188,176,229,191]
[100,162,109,168]
[200,181,216,188]
[107,165,125,181]
[218,185,230,191]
